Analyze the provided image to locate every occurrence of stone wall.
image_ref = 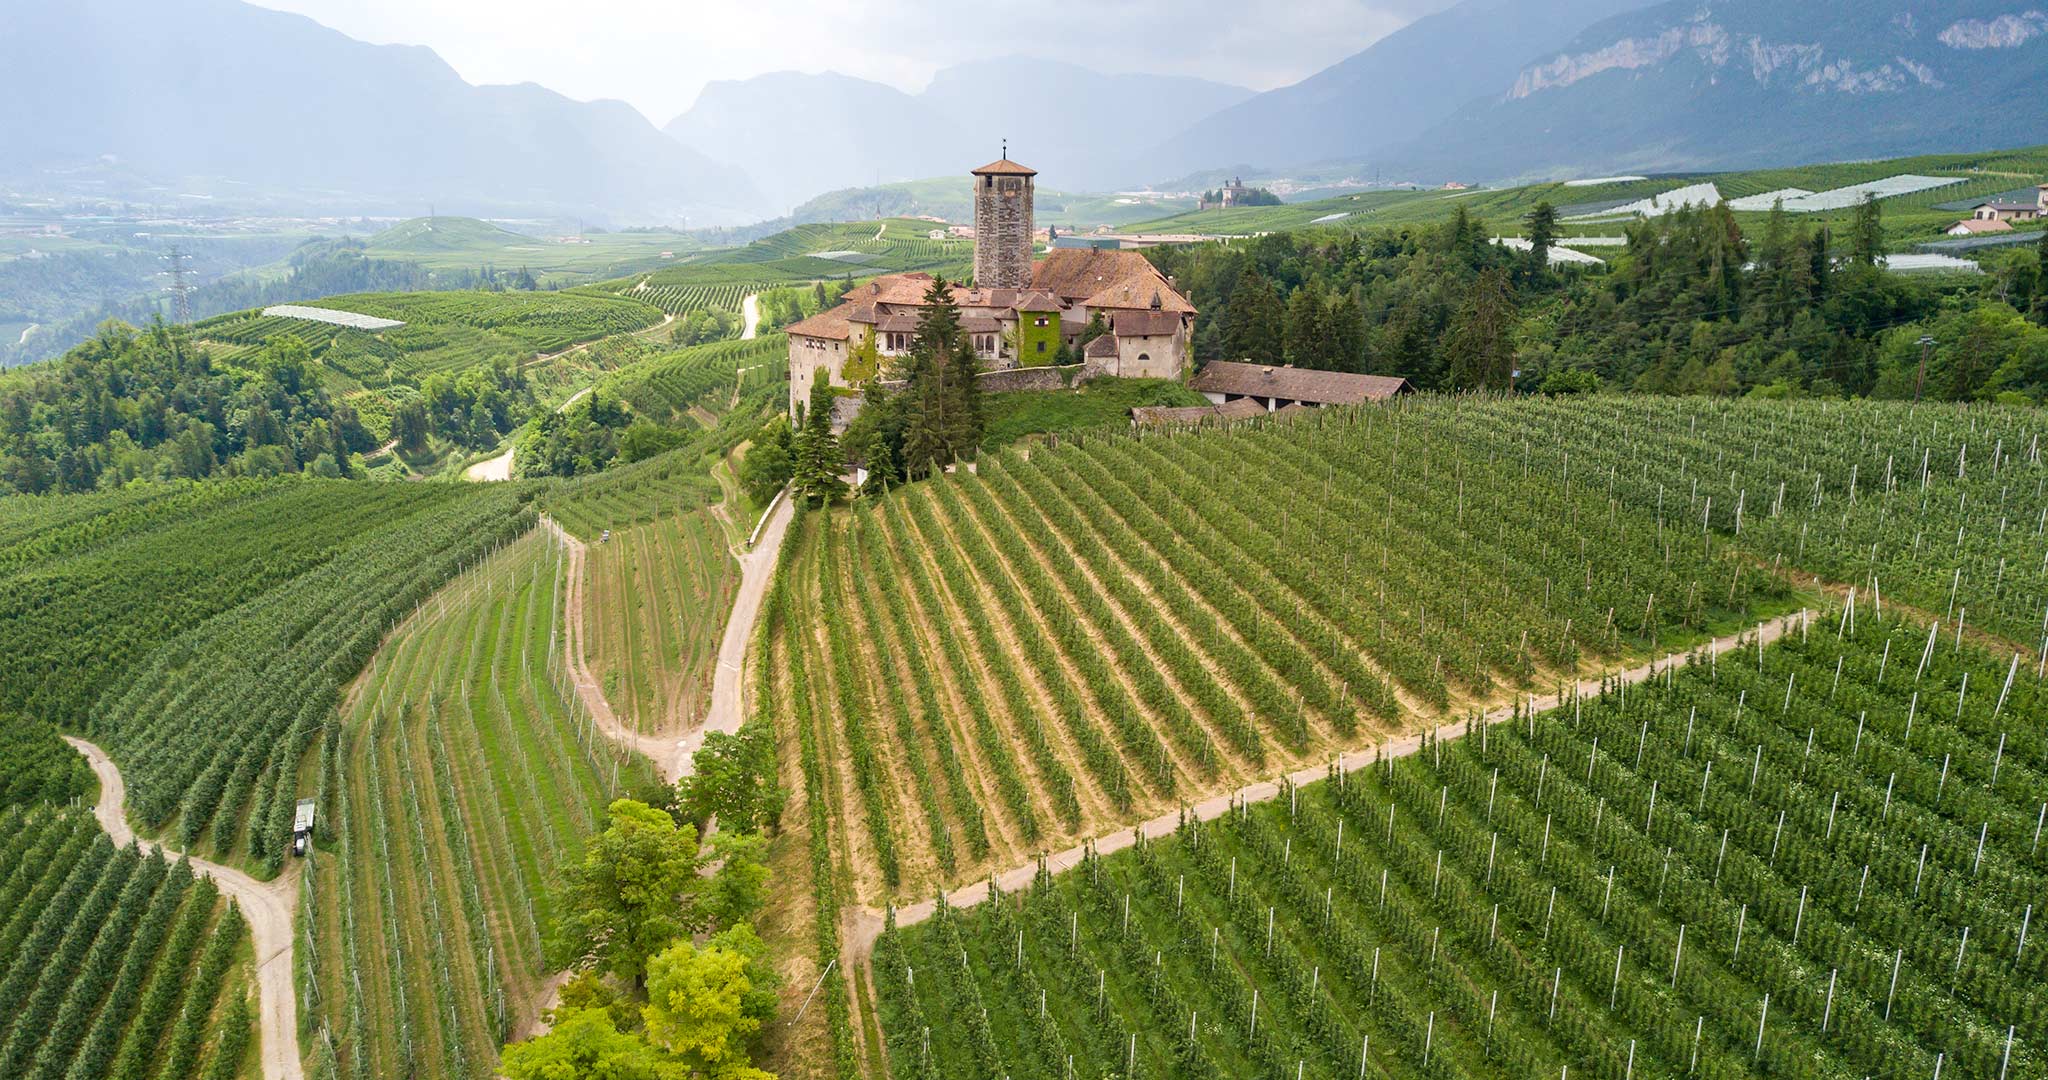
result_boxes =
[973,175,1034,289]
[977,364,1090,393]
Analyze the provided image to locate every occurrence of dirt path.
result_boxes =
[540,491,794,785]
[741,294,761,341]
[851,608,1813,950]
[465,386,603,484]
[540,517,689,776]
[64,736,304,1080]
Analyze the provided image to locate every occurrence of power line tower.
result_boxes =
[162,246,193,325]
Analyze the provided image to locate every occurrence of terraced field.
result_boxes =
[0,808,252,1080]
[308,529,659,1080]
[771,400,1797,914]
[875,609,2048,1080]
[585,510,739,739]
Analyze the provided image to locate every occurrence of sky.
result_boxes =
[249,0,1455,125]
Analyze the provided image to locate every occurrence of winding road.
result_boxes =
[541,489,795,785]
[849,608,1814,957]
[64,737,304,1080]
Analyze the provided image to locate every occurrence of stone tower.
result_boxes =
[972,150,1036,289]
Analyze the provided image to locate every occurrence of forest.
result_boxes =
[1145,201,2048,402]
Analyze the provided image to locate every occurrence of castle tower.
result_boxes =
[972,149,1036,289]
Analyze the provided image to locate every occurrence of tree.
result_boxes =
[1325,289,1367,373]
[501,1006,684,1080]
[738,419,794,504]
[642,925,778,1080]
[1283,280,1327,368]
[900,277,982,476]
[1222,272,1284,362]
[1848,193,1885,268]
[676,723,785,833]
[791,375,846,507]
[1524,202,1559,277]
[555,799,702,989]
[699,832,772,930]
[1444,267,1518,390]
[390,399,430,454]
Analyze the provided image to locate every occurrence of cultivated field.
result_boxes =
[0,809,252,1080]
[875,610,2047,1079]
[0,480,532,872]
[308,529,658,1080]
[771,398,1799,913]
[585,510,739,739]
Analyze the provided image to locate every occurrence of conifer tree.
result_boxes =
[1524,201,1559,276]
[1849,194,1885,268]
[1444,267,1518,390]
[791,375,845,506]
[1223,271,1284,362]
[1283,280,1326,368]
[1325,288,1367,373]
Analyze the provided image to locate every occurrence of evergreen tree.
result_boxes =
[1221,271,1284,361]
[1524,202,1559,277]
[1444,267,1518,390]
[900,277,983,477]
[1849,194,1885,268]
[1325,289,1367,373]
[791,375,845,506]
[1283,280,1326,368]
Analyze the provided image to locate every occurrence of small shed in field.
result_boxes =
[1190,361,1411,412]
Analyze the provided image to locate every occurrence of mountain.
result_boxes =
[1147,0,1664,177]
[663,59,1252,208]
[663,73,965,215]
[0,0,761,225]
[1391,0,2048,179]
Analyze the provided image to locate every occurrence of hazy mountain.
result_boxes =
[663,59,1252,207]
[0,0,761,226]
[1147,0,1663,177]
[1391,0,2048,179]
[664,73,966,215]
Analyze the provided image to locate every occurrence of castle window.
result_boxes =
[973,333,998,357]
[1036,341,1046,354]
[1034,317,1049,327]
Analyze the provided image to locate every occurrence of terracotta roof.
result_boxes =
[953,287,1020,310]
[845,303,880,325]
[844,272,937,306]
[1016,291,1063,313]
[1084,334,1119,359]
[1951,218,2015,234]
[1031,249,1196,315]
[785,306,855,341]
[973,158,1038,176]
[1190,361,1411,405]
[1113,310,1182,338]
[875,314,921,333]
[961,316,1003,334]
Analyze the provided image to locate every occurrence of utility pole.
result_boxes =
[1914,335,1936,402]
[162,246,193,325]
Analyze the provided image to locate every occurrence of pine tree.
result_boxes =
[1849,194,1885,268]
[901,277,976,478]
[1325,289,1367,373]
[1222,272,1284,362]
[792,375,845,506]
[1283,280,1326,368]
[1524,202,1559,277]
[1444,267,1518,390]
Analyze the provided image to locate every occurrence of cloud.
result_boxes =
[249,0,1453,123]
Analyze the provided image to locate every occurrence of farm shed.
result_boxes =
[1190,361,1411,412]
[1130,396,1267,429]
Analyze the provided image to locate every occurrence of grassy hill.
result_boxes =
[1121,145,2048,251]
[360,216,704,282]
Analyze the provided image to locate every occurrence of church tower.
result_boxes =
[972,148,1035,289]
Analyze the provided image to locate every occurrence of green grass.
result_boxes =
[980,376,1210,447]
[310,530,660,1080]
[1118,145,2048,252]
[360,217,704,283]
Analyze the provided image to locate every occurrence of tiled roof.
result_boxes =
[1113,310,1183,337]
[875,314,921,333]
[844,272,937,306]
[973,158,1038,176]
[1084,334,1119,359]
[961,316,1003,334]
[1951,218,2015,234]
[1031,249,1195,314]
[1190,361,1410,405]
[1016,291,1063,313]
[785,306,855,341]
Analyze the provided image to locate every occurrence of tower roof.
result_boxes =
[972,158,1037,177]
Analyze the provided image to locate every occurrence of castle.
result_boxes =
[784,154,1196,419]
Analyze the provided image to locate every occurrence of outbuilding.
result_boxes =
[1189,361,1411,412]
